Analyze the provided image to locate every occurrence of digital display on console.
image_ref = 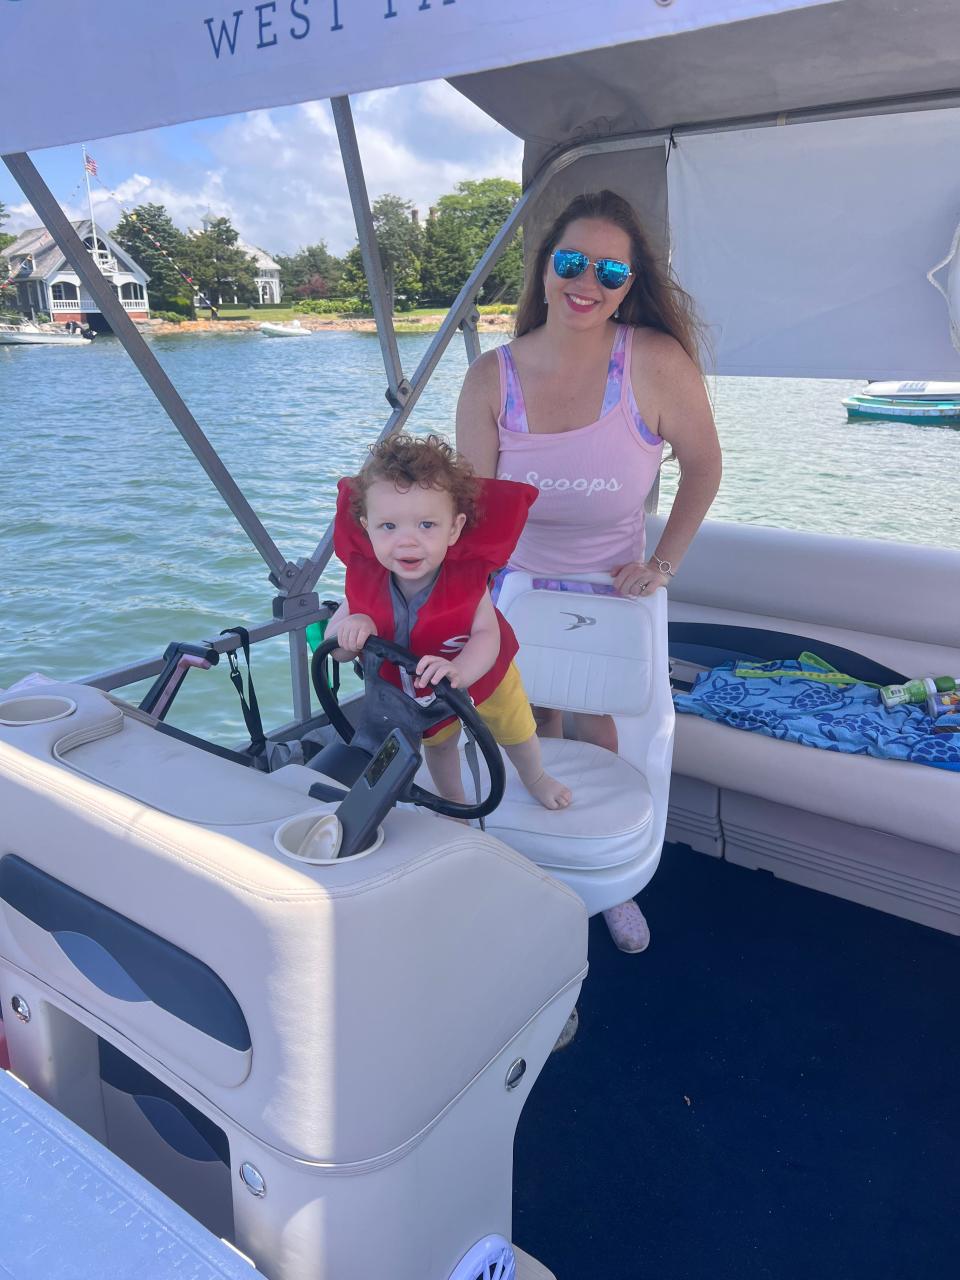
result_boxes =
[364,734,399,787]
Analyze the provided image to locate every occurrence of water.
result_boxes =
[2,331,959,739]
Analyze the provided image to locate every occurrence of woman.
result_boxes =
[456,189,722,954]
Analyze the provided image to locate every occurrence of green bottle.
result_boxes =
[880,676,960,709]
[306,619,327,653]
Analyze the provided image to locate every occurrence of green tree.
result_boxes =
[184,216,259,309]
[275,242,343,299]
[421,207,474,305]
[421,178,523,306]
[112,203,192,314]
[0,203,18,315]
[342,195,422,312]
[0,201,15,255]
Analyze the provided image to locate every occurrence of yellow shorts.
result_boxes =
[424,661,536,748]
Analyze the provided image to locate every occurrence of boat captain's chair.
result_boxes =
[481,572,675,916]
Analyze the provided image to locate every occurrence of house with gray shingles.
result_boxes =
[2,220,150,327]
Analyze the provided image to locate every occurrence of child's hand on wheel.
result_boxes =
[337,614,377,654]
[415,655,462,689]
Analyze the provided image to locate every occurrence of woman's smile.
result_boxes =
[563,291,602,313]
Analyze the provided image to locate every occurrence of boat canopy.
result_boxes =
[6,0,960,379]
[2,0,833,155]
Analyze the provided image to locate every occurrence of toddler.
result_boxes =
[328,434,572,810]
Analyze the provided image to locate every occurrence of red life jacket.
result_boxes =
[334,476,537,706]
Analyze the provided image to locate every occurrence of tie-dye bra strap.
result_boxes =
[496,344,530,434]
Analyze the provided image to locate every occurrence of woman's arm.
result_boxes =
[637,331,722,572]
[455,349,501,478]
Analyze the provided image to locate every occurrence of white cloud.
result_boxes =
[4,82,522,256]
[198,82,522,253]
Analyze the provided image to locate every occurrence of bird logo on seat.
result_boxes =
[561,612,596,631]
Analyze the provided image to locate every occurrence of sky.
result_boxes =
[0,81,522,257]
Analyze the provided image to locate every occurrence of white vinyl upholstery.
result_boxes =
[647,514,960,933]
[487,572,675,915]
[0,682,587,1280]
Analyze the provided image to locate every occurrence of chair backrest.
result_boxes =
[497,575,664,717]
[496,573,675,797]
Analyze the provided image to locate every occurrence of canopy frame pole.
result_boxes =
[2,151,299,591]
[460,305,482,365]
[331,96,410,409]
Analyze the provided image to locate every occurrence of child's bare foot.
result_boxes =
[525,771,572,810]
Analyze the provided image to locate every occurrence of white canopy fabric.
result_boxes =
[668,109,960,380]
[0,0,832,155]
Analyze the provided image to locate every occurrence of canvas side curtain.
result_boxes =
[667,108,960,380]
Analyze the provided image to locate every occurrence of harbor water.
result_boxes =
[2,330,959,740]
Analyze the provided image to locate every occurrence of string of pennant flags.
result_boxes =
[83,154,216,310]
[3,149,216,308]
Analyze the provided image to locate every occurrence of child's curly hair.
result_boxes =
[350,433,481,526]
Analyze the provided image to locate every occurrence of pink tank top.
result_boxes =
[495,325,664,575]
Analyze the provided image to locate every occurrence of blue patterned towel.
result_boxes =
[674,657,960,772]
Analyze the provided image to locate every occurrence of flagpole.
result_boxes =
[81,144,99,269]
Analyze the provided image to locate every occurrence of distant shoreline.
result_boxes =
[140,312,515,337]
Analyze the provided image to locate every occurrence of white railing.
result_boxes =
[49,296,147,313]
[89,250,119,274]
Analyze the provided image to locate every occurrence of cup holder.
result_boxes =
[274,810,384,865]
[0,695,78,727]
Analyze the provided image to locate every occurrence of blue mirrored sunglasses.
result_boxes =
[552,249,633,291]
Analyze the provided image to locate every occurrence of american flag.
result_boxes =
[84,153,97,177]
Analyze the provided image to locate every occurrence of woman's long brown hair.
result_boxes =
[514,190,703,368]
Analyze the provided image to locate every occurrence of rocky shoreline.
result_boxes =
[139,312,515,336]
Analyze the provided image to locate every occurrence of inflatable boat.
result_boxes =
[3,3,960,1278]
[259,320,311,338]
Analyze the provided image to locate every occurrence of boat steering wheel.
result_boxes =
[310,634,506,822]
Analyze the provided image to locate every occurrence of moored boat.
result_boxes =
[843,392,960,424]
[864,379,960,399]
[259,319,311,337]
[4,2,960,1279]
[0,322,92,346]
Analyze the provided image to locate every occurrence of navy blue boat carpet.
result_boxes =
[514,843,960,1280]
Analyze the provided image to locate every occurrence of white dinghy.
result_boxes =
[259,320,311,337]
[3,3,960,1279]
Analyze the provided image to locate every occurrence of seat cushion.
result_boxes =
[477,739,654,872]
[673,714,960,856]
